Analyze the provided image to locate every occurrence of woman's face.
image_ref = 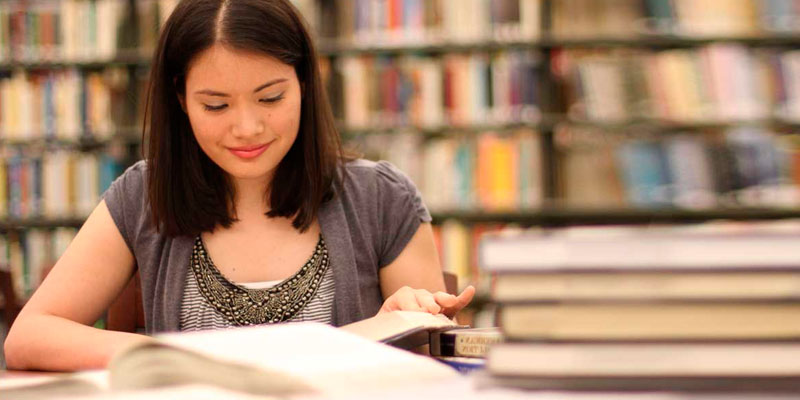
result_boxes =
[182,44,302,186]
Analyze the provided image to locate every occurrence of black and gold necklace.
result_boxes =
[189,235,328,325]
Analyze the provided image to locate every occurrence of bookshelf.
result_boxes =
[3,0,800,305]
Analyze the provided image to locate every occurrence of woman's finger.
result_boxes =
[414,290,442,314]
[393,288,426,312]
[433,291,458,308]
[440,285,476,318]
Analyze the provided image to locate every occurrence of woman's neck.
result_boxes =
[232,176,272,221]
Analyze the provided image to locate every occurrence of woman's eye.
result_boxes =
[203,104,228,111]
[260,94,285,104]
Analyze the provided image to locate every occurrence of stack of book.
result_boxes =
[479,221,800,392]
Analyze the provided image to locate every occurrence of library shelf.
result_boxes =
[0,132,142,149]
[0,218,85,232]
[316,35,800,57]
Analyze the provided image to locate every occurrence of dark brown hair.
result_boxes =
[144,0,343,236]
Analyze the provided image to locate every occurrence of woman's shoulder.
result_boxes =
[118,159,148,181]
[342,158,414,189]
[103,160,154,249]
[338,159,427,217]
[105,160,148,199]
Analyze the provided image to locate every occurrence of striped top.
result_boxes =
[179,237,336,331]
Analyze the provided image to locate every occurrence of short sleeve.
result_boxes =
[102,160,148,253]
[374,161,432,267]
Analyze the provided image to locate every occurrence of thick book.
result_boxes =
[0,312,462,398]
[480,225,800,272]
[492,271,800,302]
[500,302,800,341]
[485,342,800,391]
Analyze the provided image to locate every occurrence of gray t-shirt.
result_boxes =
[103,158,432,334]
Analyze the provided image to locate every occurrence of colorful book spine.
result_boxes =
[338,50,541,129]
[351,129,542,212]
[323,0,539,47]
[557,44,792,124]
[1,228,78,300]
[557,125,797,209]
[1,150,123,219]
[0,68,143,141]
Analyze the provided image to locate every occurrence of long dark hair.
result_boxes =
[145,0,343,236]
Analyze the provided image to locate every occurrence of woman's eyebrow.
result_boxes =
[194,89,229,97]
[194,78,288,97]
[253,78,288,93]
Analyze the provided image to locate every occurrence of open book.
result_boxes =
[2,311,462,398]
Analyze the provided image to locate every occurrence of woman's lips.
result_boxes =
[228,143,269,159]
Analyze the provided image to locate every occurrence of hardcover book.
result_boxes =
[0,311,462,399]
[430,327,503,358]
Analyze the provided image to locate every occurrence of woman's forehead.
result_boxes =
[186,44,296,89]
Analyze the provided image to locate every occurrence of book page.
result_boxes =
[0,370,109,399]
[146,322,458,395]
[51,384,273,400]
[340,311,457,342]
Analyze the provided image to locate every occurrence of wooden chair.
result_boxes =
[106,271,145,333]
[0,269,22,331]
[106,271,459,332]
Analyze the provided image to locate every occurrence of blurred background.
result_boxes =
[3,0,800,365]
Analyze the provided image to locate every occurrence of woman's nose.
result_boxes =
[231,104,265,138]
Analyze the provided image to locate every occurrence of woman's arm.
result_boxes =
[4,200,151,371]
[378,222,474,318]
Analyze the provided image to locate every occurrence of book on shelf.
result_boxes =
[0,68,145,141]
[0,0,125,62]
[315,0,540,47]
[353,129,543,213]
[337,50,541,130]
[550,0,643,39]
[1,227,76,300]
[550,0,793,39]
[555,44,783,124]
[484,342,800,392]
[430,221,506,293]
[554,125,795,209]
[0,311,464,398]
[1,150,123,220]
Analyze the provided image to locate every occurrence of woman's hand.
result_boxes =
[379,285,476,319]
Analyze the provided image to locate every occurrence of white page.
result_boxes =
[52,384,272,400]
[153,322,458,395]
[0,370,109,391]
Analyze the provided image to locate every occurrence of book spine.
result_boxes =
[3,228,78,301]
[432,329,504,358]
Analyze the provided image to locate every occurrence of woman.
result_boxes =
[5,0,473,371]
